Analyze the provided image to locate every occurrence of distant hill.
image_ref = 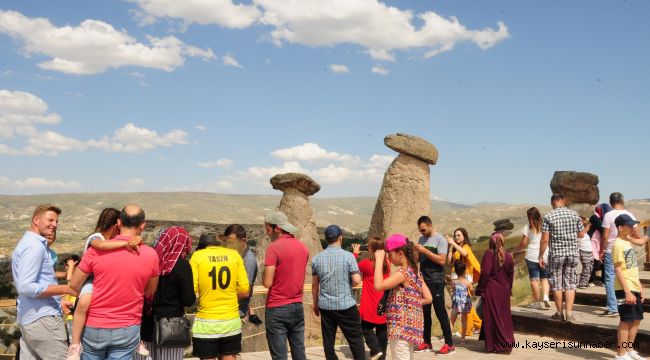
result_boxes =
[1,192,648,256]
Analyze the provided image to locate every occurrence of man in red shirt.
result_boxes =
[70,205,159,360]
[262,210,309,360]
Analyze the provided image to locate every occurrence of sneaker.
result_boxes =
[137,341,150,357]
[436,344,456,355]
[531,302,545,310]
[369,352,384,360]
[453,331,462,338]
[543,300,551,308]
[599,310,618,317]
[627,350,646,360]
[551,312,564,321]
[414,343,432,352]
[588,283,596,287]
[564,313,575,323]
[66,344,82,360]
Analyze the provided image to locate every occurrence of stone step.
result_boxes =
[512,303,650,354]
[645,262,650,271]
[641,270,650,285]
[551,285,650,312]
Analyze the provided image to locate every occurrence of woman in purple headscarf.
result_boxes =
[476,232,515,354]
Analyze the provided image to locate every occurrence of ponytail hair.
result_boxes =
[403,239,418,272]
[94,208,120,235]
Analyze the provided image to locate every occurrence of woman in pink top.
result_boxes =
[353,237,390,360]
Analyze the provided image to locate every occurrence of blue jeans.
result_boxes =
[603,253,617,312]
[81,324,140,360]
[265,303,306,360]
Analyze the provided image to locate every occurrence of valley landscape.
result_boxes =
[2,192,649,257]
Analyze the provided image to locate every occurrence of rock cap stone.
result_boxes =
[550,171,599,205]
[384,133,438,165]
[271,172,321,195]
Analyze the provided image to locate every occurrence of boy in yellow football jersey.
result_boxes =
[190,236,250,360]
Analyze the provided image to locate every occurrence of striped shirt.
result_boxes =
[311,245,359,310]
[542,207,584,258]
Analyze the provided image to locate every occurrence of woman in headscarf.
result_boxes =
[475,232,514,354]
[136,226,196,360]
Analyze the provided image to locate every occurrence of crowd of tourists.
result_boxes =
[10,191,649,360]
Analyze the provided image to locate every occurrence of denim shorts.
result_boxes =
[525,259,549,280]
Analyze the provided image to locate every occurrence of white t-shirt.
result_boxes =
[83,232,105,253]
[577,234,592,252]
[601,209,636,253]
[523,224,548,263]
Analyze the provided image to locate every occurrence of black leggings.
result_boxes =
[361,320,387,360]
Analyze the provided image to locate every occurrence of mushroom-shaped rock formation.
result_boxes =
[369,133,438,242]
[550,171,599,206]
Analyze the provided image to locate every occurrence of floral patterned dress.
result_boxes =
[385,266,424,345]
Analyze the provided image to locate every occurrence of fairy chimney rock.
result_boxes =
[384,133,439,165]
[265,173,322,282]
[369,133,438,242]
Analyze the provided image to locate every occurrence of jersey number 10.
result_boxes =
[208,266,231,290]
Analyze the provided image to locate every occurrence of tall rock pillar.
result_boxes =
[369,133,439,242]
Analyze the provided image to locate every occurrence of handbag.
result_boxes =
[377,290,390,316]
[154,315,192,348]
[475,298,483,320]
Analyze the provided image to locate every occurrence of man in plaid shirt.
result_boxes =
[539,194,585,322]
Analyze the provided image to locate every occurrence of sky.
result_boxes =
[0,0,649,205]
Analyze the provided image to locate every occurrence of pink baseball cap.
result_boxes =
[385,233,408,251]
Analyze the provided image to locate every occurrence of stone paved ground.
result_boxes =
[194,332,646,359]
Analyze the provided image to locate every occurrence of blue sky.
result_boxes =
[0,0,648,204]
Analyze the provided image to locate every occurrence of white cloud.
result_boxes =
[0,90,61,139]
[257,0,508,59]
[195,124,207,131]
[13,177,81,189]
[129,1,508,61]
[368,154,394,168]
[327,64,349,74]
[132,0,261,29]
[245,161,307,179]
[129,72,151,87]
[366,49,396,62]
[1,89,189,155]
[87,123,188,153]
[120,178,145,188]
[371,65,389,76]
[197,159,233,169]
[222,54,243,68]
[271,142,358,163]
[215,179,233,189]
[0,10,215,75]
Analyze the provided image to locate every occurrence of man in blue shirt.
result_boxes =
[12,204,75,360]
[311,224,365,360]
